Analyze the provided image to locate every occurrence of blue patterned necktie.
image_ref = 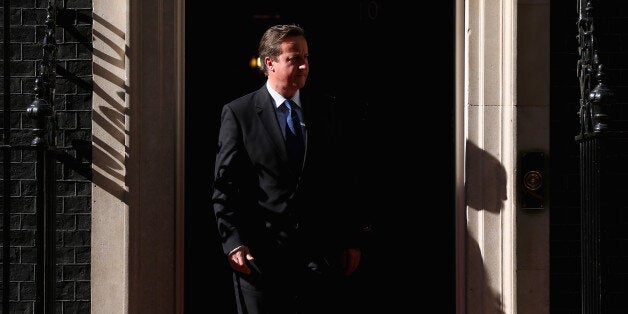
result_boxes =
[284,99,305,172]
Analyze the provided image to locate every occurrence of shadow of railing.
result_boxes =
[91,12,128,203]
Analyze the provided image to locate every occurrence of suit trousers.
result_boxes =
[232,251,350,314]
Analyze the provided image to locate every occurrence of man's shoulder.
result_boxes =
[224,86,268,112]
[301,85,336,105]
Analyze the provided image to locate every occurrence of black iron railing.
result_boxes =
[29,5,58,313]
[576,0,614,137]
[2,2,58,313]
[576,1,628,313]
[577,1,606,312]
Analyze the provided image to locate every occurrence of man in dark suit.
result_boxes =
[211,24,369,314]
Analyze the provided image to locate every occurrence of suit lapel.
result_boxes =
[300,93,311,170]
[255,87,289,164]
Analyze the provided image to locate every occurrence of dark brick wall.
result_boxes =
[0,0,92,313]
[551,1,628,313]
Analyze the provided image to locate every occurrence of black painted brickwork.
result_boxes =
[0,0,92,313]
[551,1,628,313]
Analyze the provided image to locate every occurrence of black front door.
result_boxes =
[184,2,455,312]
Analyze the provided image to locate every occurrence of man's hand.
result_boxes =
[228,245,255,275]
[341,248,361,276]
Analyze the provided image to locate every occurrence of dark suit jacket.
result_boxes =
[212,84,366,270]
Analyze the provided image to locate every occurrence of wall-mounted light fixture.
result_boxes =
[249,56,261,69]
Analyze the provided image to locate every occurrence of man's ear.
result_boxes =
[265,57,274,71]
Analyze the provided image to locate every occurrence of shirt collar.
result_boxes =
[266,80,302,109]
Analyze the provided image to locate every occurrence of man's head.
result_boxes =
[259,24,309,98]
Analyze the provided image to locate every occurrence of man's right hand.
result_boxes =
[228,245,255,275]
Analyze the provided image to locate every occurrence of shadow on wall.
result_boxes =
[465,139,507,314]
[91,13,128,203]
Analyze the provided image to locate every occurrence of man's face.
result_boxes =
[267,35,309,97]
